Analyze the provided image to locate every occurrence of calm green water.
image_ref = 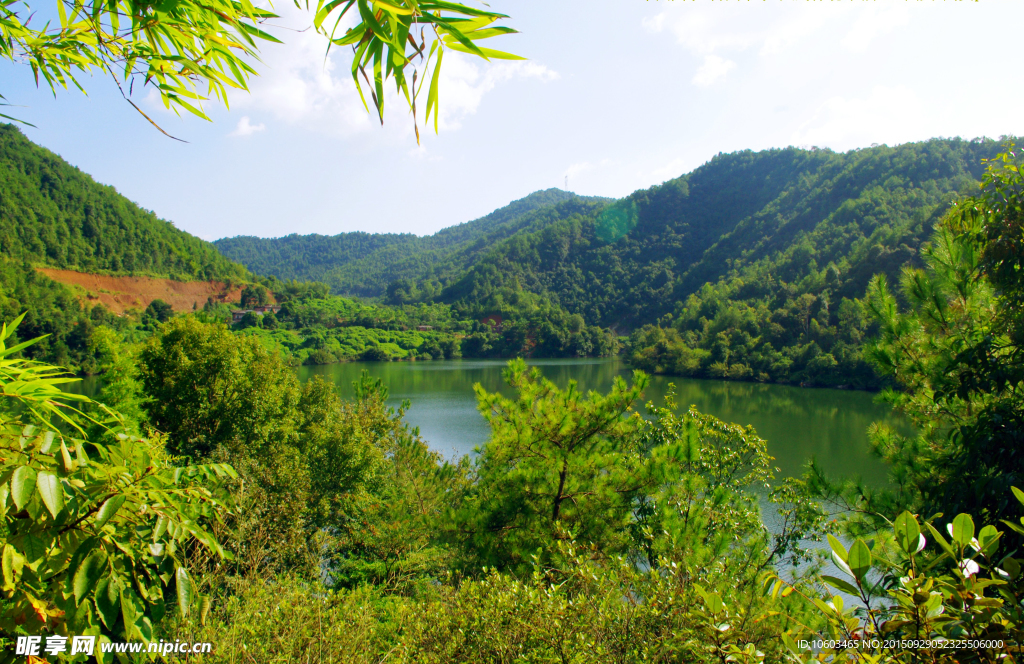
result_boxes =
[300,357,908,485]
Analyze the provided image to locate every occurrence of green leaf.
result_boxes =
[94,576,121,629]
[1013,486,1024,507]
[60,441,75,472]
[94,495,126,529]
[152,515,168,542]
[119,588,139,639]
[176,566,193,616]
[74,550,108,604]
[2,544,26,589]
[200,595,212,626]
[925,522,956,559]
[442,41,525,60]
[821,575,860,596]
[848,539,872,581]
[693,583,723,614]
[894,511,921,554]
[18,532,47,565]
[977,525,1001,556]
[36,471,64,518]
[38,431,58,454]
[951,513,975,547]
[11,466,37,510]
[826,534,848,561]
[76,442,90,465]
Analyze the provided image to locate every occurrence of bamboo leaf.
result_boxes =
[442,41,524,60]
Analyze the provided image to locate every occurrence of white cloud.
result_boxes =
[789,86,938,149]
[692,55,736,87]
[223,3,557,138]
[433,56,559,131]
[660,12,756,56]
[229,116,266,138]
[644,158,689,184]
[842,6,911,53]
[760,12,829,56]
[641,12,666,34]
[645,6,832,89]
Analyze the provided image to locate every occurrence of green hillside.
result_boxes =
[0,124,248,281]
[215,189,611,297]
[218,137,1012,387]
[434,140,1000,327]
[0,124,252,369]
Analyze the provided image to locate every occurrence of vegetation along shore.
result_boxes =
[2,120,1023,661]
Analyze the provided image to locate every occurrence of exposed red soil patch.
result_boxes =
[36,268,251,315]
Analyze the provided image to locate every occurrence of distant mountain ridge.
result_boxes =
[214,189,613,297]
[434,139,1007,328]
[219,138,1009,334]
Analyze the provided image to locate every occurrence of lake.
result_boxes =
[299,357,907,486]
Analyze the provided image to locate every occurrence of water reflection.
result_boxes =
[301,358,908,486]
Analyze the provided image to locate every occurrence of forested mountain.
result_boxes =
[221,139,1006,335]
[433,140,1004,328]
[0,124,251,369]
[3,125,1012,388]
[0,124,247,281]
[215,189,611,297]
[216,137,1013,387]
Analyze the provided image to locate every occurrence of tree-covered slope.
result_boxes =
[433,139,1006,330]
[0,124,248,281]
[618,139,1013,387]
[215,189,611,297]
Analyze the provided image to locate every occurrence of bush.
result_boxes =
[361,345,389,361]
[305,347,337,365]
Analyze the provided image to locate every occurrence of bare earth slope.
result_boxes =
[36,268,245,314]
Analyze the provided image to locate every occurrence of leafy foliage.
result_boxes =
[0,315,235,651]
[832,148,1024,530]
[769,494,1024,663]
[2,0,517,137]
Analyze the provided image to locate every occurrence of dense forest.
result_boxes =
[214,189,611,297]
[219,137,1012,388]
[7,124,1011,389]
[0,124,253,371]
[3,148,1022,662]
[0,126,617,369]
[0,125,247,282]
[230,283,618,365]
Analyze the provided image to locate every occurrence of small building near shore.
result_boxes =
[231,305,282,323]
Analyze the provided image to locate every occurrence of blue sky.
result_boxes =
[4,0,1023,240]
